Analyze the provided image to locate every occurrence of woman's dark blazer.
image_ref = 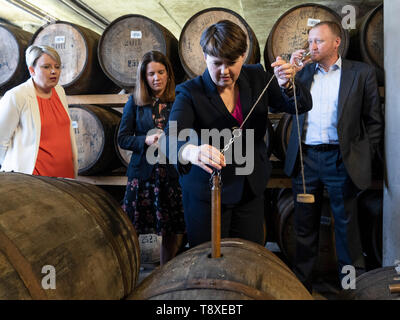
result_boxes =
[118,95,178,181]
[163,64,312,204]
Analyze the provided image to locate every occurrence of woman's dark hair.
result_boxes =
[200,20,247,62]
[134,50,175,106]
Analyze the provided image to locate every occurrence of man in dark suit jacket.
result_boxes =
[285,21,384,292]
[162,20,312,248]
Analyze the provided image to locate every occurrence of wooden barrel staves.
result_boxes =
[340,266,400,300]
[264,3,349,71]
[0,24,32,95]
[273,113,292,161]
[114,119,132,168]
[348,4,384,85]
[31,21,117,95]
[69,105,122,175]
[179,7,260,79]
[98,14,185,90]
[128,238,312,300]
[360,4,383,85]
[274,189,338,276]
[0,172,140,299]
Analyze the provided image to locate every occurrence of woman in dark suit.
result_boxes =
[118,51,185,265]
[163,20,312,247]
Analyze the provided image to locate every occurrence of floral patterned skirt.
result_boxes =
[122,164,185,236]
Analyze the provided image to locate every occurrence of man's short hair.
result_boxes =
[311,21,342,39]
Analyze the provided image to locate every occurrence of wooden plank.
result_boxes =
[75,174,382,190]
[67,94,130,105]
[76,175,128,186]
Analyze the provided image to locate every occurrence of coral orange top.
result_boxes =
[33,88,75,178]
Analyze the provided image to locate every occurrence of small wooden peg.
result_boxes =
[297,193,315,203]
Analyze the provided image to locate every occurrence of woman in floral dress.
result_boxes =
[118,51,185,265]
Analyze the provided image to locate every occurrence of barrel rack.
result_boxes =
[68,93,384,190]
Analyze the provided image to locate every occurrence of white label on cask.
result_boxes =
[71,121,78,129]
[307,18,320,27]
[130,31,142,39]
[54,36,65,44]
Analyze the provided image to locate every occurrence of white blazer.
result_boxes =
[0,78,78,177]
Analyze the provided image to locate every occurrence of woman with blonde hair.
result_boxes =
[0,44,78,178]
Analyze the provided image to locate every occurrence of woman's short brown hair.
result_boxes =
[134,50,175,106]
[200,20,247,62]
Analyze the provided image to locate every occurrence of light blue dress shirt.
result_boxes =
[303,57,342,145]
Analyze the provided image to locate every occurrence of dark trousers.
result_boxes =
[291,145,365,292]
[182,183,265,248]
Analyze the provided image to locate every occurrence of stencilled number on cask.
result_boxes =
[124,39,142,47]
[128,59,139,68]
[54,36,66,49]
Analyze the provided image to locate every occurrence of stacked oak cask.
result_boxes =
[0,1,385,300]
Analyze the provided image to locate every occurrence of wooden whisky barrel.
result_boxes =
[31,21,117,94]
[360,4,383,72]
[114,119,132,168]
[264,3,349,70]
[348,4,384,85]
[179,7,260,79]
[128,238,312,300]
[69,105,122,175]
[0,172,140,300]
[273,113,292,161]
[274,189,337,276]
[0,24,32,95]
[341,266,400,300]
[98,14,185,90]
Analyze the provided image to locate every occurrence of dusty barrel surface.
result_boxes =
[69,105,122,175]
[0,24,32,95]
[98,14,185,90]
[31,21,116,94]
[274,189,337,276]
[348,4,383,85]
[0,172,140,299]
[341,266,400,300]
[128,238,312,300]
[179,7,260,79]
[264,3,349,70]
